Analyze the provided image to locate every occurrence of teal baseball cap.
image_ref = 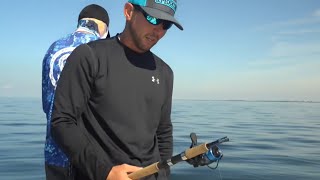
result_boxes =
[128,0,183,30]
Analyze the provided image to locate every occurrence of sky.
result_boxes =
[0,0,319,101]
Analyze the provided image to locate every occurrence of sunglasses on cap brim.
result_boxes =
[133,5,173,30]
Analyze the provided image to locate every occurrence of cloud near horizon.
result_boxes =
[255,8,320,31]
[1,84,12,89]
[313,9,320,17]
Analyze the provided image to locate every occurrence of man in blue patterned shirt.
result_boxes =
[41,4,111,180]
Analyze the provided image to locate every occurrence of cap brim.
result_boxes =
[141,7,183,30]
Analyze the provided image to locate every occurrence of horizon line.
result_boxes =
[174,98,320,103]
[0,96,319,103]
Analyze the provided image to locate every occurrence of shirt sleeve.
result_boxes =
[157,67,174,176]
[41,44,54,114]
[51,44,112,180]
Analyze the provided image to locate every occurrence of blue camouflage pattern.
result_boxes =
[42,24,101,167]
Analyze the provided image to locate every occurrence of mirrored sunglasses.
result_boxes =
[133,5,173,30]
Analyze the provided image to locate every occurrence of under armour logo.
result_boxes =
[152,76,160,84]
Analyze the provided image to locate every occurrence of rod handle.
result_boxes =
[128,162,159,180]
[185,143,209,159]
[128,143,208,179]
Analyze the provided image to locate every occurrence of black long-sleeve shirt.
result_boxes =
[51,37,173,180]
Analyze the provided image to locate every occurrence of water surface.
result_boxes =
[0,98,319,179]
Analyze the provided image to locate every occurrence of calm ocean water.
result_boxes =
[0,97,319,180]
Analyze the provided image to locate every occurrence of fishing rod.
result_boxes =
[128,133,229,180]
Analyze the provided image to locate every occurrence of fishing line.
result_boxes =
[218,166,223,180]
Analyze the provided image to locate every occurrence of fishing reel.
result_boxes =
[186,133,225,169]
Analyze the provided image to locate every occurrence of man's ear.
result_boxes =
[124,3,135,20]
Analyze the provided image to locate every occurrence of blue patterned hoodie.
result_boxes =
[42,20,106,167]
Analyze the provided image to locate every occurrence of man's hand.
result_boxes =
[106,164,141,180]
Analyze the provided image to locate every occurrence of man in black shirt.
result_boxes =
[51,0,183,179]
